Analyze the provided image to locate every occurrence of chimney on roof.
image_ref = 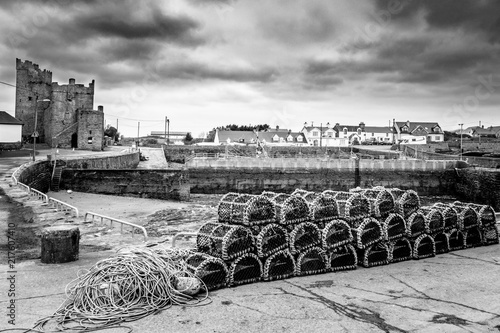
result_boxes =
[69,78,75,85]
[276,125,279,130]
[359,122,365,130]
[406,120,410,128]
[98,105,103,112]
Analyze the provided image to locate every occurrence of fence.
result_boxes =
[47,197,79,217]
[84,212,148,241]
[30,188,48,202]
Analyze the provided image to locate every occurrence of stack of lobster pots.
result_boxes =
[187,187,499,291]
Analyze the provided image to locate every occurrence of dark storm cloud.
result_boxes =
[375,0,500,43]
[162,62,278,83]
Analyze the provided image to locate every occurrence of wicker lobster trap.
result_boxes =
[262,249,296,281]
[464,226,483,248]
[388,188,421,218]
[419,206,445,234]
[406,211,429,238]
[288,222,321,254]
[432,232,450,254]
[253,223,289,258]
[328,244,358,272]
[218,192,240,223]
[448,229,465,251]
[388,238,412,263]
[381,213,408,241]
[432,203,458,231]
[482,224,499,245]
[451,202,481,230]
[186,252,229,291]
[350,187,395,219]
[412,234,435,259]
[264,192,311,225]
[232,194,277,226]
[463,203,496,227]
[295,247,329,276]
[351,217,384,249]
[323,191,371,222]
[357,242,390,268]
[196,222,255,261]
[227,253,262,286]
[303,192,339,225]
[321,219,353,250]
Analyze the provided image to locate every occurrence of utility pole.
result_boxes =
[164,116,168,143]
[137,121,140,148]
[32,96,38,161]
[320,123,323,148]
[459,123,463,160]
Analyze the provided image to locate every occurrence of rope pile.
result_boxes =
[34,247,209,332]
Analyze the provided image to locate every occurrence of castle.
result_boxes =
[15,58,104,150]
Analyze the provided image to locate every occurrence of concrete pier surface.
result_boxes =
[3,244,500,332]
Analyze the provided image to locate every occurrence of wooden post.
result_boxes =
[41,226,80,264]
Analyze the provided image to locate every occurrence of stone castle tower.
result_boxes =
[15,58,104,150]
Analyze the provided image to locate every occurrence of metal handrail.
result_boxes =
[84,211,148,241]
[47,197,79,217]
[30,188,48,202]
[18,182,30,193]
[171,232,198,247]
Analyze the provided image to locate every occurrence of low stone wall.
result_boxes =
[61,151,139,169]
[15,161,52,192]
[189,167,458,197]
[0,142,22,150]
[61,169,189,200]
[454,168,500,210]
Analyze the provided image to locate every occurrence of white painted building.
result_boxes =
[301,123,348,147]
[0,111,23,146]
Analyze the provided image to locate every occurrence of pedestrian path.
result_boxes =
[136,147,168,169]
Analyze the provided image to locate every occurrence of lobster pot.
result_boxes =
[357,242,390,268]
[227,253,262,286]
[262,249,296,281]
[269,193,311,225]
[231,194,276,226]
[433,203,458,231]
[448,229,465,251]
[291,188,312,197]
[352,217,384,249]
[196,222,255,261]
[307,193,339,225]
[419,206,445,234]
[381,213,407,241]
[186,252,229,291]
[406,212,428,238]
[327,191,371,223]
[482,225,499,245]
[464,226,483,248]
[432,232,450,255]
[254,224,289,258]
[328,244,358,272]
[412,234,435,259]
[388,238,412,263]
[389,188,421,218]
[465,203,496,227]
[289,222,321,254]
[295,247,328,276]
[321,219,353,250]
[217,192,240,223]
[350,187,395,219]
[451,202,481,230]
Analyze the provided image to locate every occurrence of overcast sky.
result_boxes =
[0,0,499,137]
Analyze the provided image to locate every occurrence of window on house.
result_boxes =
[357,128,362,135]
[435,135,440,141]
[343,128,348,135]
[273,135,279,142]
[371,133,374,136]
[386,133,389,137]
[312,131,319,137]
[297,136,303,142]
[287,136,293,142]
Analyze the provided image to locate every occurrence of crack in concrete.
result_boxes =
[283,281,408,333]
[389,275,500,318]
[447,252,500,266]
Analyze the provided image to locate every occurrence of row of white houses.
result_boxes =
[214,120,445,146]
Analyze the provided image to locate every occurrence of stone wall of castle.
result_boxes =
[77,106,104,151]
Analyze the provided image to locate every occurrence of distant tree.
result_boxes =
[184,132,193,144]
[104,126,120,142]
